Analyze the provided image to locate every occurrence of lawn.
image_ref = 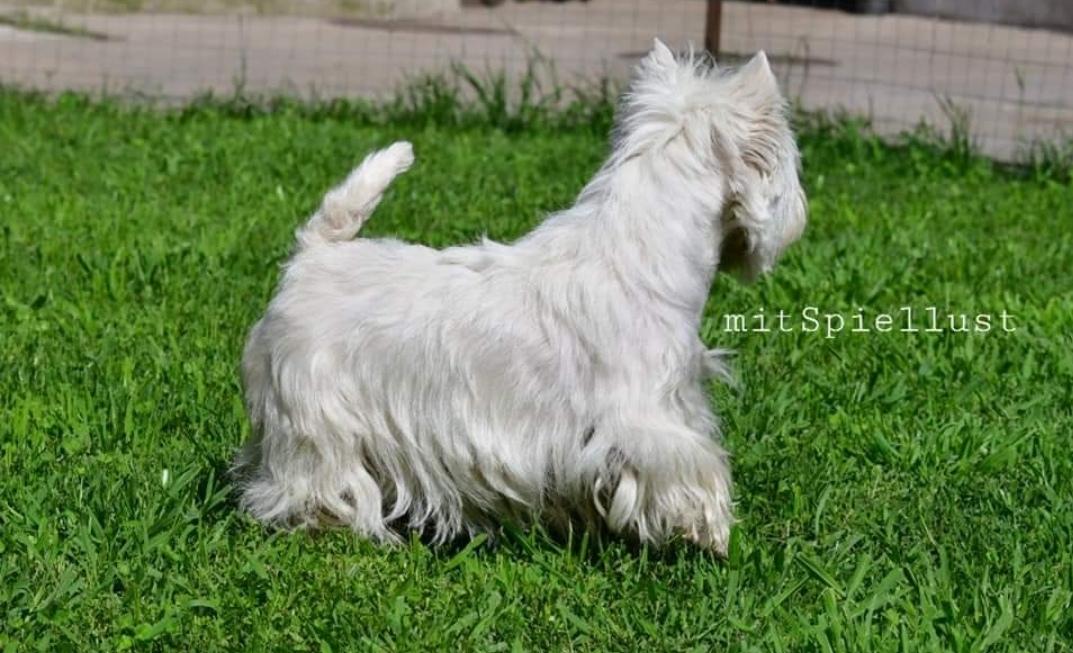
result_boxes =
[1,90,1071,651]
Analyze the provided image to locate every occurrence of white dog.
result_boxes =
[236,40,806,554]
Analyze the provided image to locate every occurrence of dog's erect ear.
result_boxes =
[732,51,780,111]
[729,51,789,176]
[651,38,676,67]
[737,51,776,90]
[639,38,677,79]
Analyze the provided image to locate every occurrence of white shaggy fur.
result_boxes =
[235,41,806,554]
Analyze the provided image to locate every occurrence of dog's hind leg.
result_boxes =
[235,422,399,543]
[296,141,415,249]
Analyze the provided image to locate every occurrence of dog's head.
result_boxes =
[618,40,807,279]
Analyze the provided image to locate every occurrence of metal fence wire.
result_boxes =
[1,0,1071,160]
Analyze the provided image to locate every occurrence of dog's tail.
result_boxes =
[296,141,415,249]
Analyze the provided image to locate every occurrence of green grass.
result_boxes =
[1,89,1071,652]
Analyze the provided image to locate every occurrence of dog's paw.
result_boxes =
[681,519,731,557]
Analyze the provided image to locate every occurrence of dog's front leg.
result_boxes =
[593,419,734,555]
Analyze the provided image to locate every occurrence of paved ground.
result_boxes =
[2,0,1071,159]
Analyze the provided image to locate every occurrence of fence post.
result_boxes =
[705,0,722,55]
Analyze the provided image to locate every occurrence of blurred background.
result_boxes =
[1,0,1071,161]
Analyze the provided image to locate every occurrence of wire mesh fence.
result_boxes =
[1,0,1071,160]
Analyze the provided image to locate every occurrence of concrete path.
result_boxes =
[2,0,1071,159]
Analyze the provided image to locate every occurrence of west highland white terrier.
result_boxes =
[236,40,806,554]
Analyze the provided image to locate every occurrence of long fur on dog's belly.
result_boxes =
[241,238,598,540]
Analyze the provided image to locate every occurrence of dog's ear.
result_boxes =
[650,38,676,67]
[729,51,788,177]
[731,52,781,117]
[639,38,677,80]
[735,51,777,94]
